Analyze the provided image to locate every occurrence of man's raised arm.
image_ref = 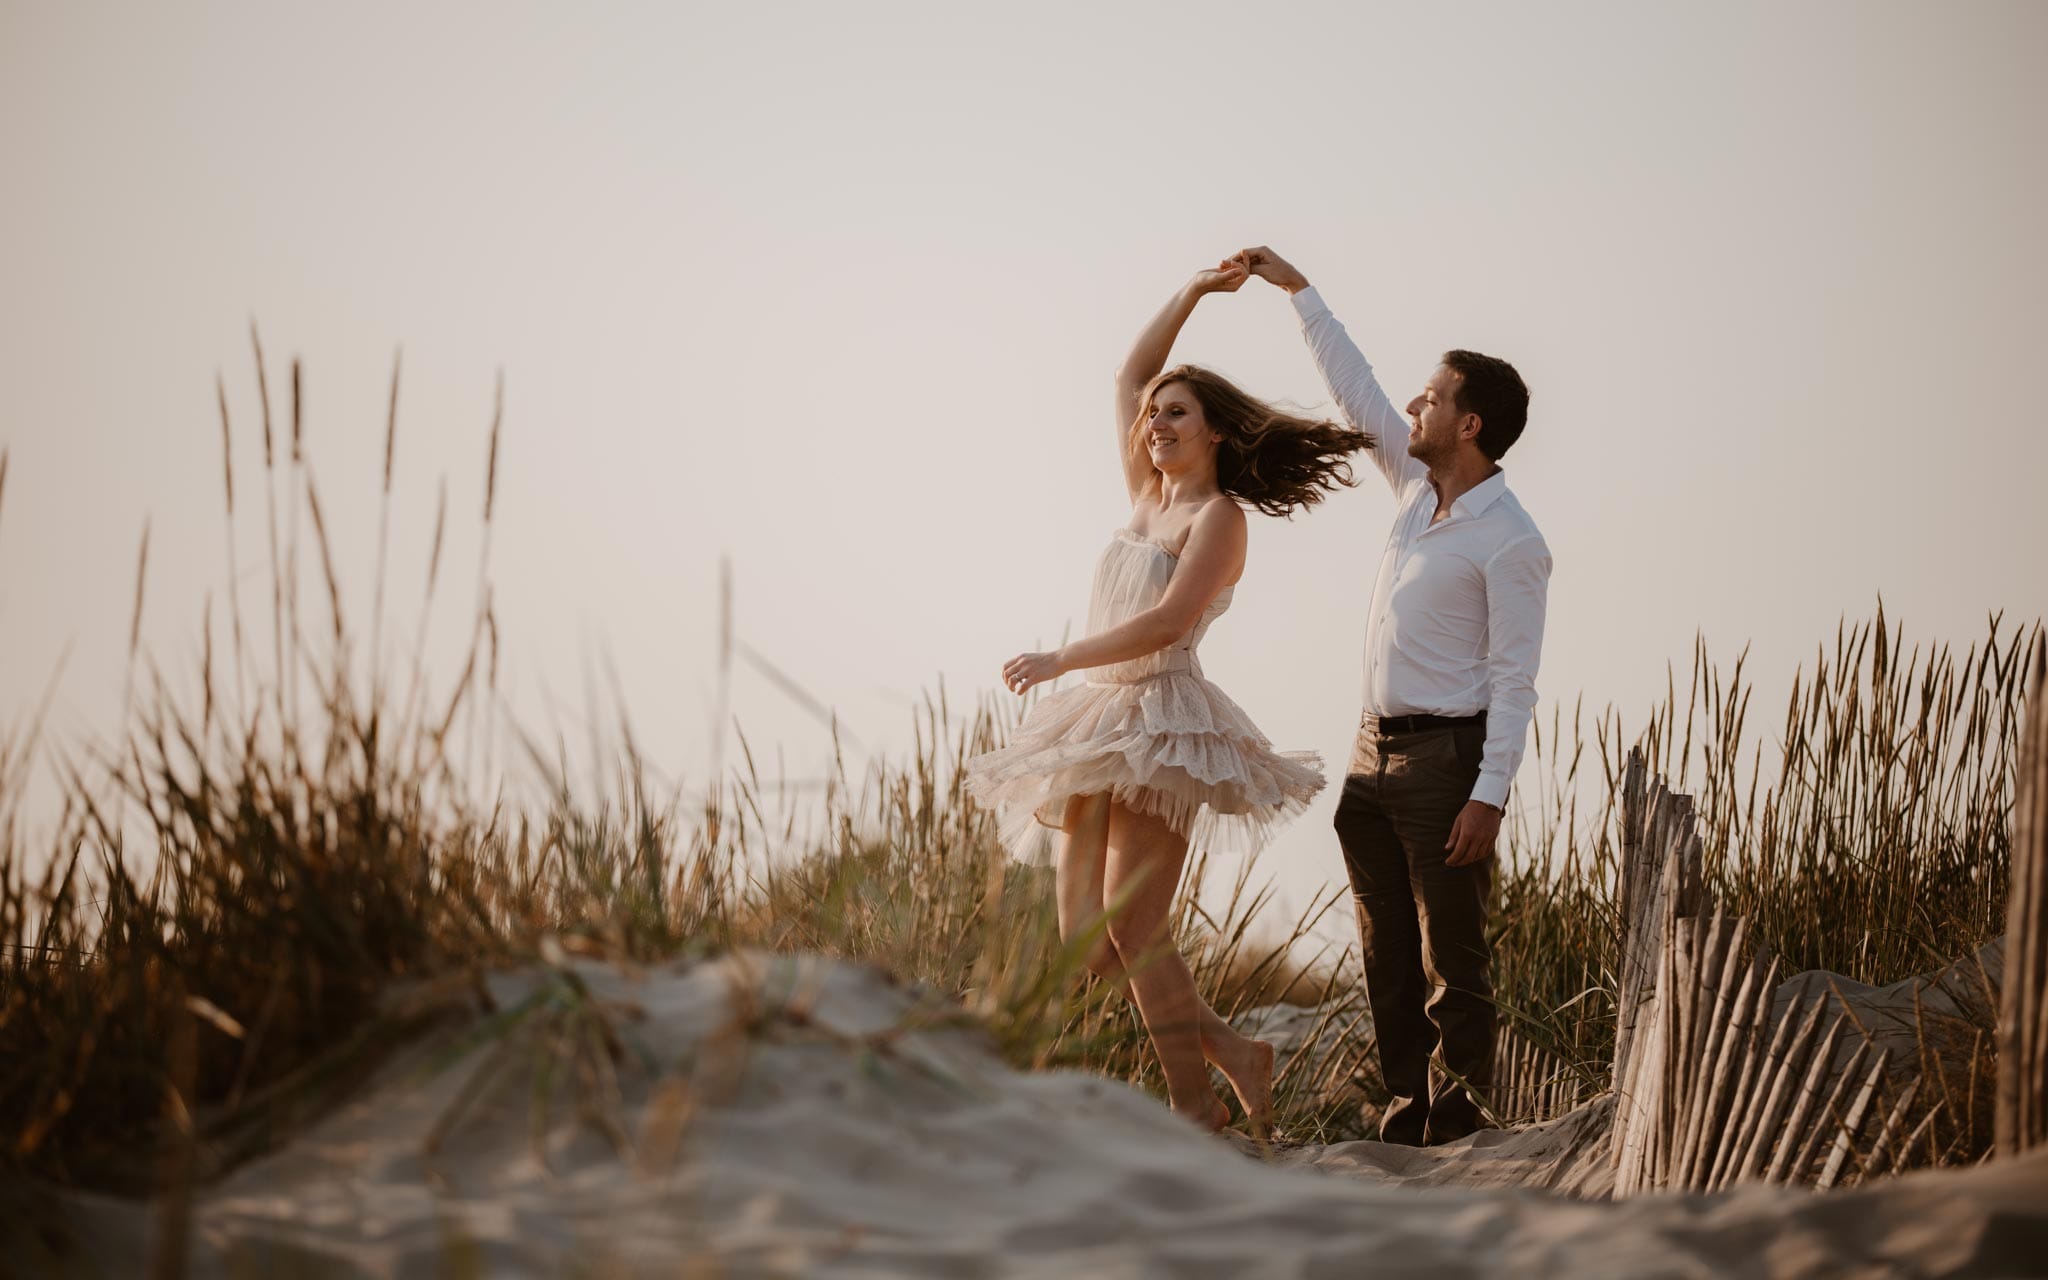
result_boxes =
[1235,246,1421,494]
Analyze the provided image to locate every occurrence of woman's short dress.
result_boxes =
[966,528,1326,859]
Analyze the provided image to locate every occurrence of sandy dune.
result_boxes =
[38,951,2048,1278]
[1775,938,2004,1083]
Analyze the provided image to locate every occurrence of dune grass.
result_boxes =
[0,362,2034,1197]
[1492,614,2035,1156]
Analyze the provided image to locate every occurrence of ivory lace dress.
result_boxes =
[967,527,1325,859]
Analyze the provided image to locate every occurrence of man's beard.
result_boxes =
[1406,433,1445,466]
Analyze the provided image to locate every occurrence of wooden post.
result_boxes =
[1995,647,2048,1156]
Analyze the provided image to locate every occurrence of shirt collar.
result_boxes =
[1441,469,1510,519]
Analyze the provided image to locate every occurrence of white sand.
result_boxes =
[39,951,2048,1278]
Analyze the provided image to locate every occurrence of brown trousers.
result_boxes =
[1333,717,1494,1146]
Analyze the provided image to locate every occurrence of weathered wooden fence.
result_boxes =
[1490,1029,1587,1127]
[1603,749,1968,1195]
[1487,651,2044,1193]
[1995,648,2048,1156]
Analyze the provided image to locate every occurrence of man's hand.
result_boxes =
[1232,245,1310,295]
[1444,800,1501,868]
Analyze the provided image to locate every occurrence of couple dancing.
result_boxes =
[966,246,1551,1147]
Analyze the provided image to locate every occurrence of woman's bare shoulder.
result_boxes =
[1196,495,1247,535]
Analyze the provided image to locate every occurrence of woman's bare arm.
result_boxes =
[1001,500,1246,692]
[1111,262,1248,501]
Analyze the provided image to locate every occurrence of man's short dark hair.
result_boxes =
[1441,349,1529,461]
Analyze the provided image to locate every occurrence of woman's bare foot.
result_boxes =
[1204,1031,1275,1140]
[1172,1093,1232,1133]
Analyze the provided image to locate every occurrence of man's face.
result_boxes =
[1404,366,1476,465]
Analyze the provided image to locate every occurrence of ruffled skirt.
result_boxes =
[965,672,1325,862]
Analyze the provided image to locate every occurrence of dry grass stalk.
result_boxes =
[1491,1026,1585,1126]
[461,372,504,801]
[250,323,290,769]
[120,519,151,762]
[215,374,247,711]
[370,347,401,711]
[284,358,305,744]
[304,475,344,651]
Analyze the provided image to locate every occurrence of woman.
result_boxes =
[965,259,1370,1135]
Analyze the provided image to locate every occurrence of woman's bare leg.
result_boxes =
[1177,954,1276,1139]
[1055,794,1119,978]
[1113,948,1278,1137]
[1056,794,1274,1135]
[1102,803,1231,1129]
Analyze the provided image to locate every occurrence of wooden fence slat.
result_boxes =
[1996,648,2047,1155]
[1705,955,1781,1192]
[1679,919,1757,1189]
[1858,1076,1923,1184]
[1764,1015,1849,1185]
[1816,1050,1890,1190]
[1782,1037,1871,1186]
[1730,995,1830,1185]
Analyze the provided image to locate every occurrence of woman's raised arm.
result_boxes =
[1111,262,1248,501]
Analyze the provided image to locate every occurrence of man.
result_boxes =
[1237,245,1551,1146]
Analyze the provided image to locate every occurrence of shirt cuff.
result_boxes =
[1289,285,1328,319]
[1470,773,1511,810]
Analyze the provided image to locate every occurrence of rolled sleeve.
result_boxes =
[1472,535,1551,809]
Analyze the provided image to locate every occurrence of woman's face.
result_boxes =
[1144,382,1222,475]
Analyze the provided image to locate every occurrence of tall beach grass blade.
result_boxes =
[735,640,864,750]
[713,556,732,791]
[216,373,247,713]
[285,358,305,744]
[121,519,151,755]
[462,371,503,799]
[250,322,283,744]
[399,474,449,771]
[371,346,401,720]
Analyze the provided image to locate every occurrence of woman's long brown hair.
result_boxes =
[1129,365,1373,517]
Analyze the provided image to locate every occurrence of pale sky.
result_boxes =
[3,1,2045,941]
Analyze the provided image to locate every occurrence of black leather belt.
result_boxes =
[1364,711,1487,735]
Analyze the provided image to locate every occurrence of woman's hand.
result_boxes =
[1231,245,1310,295]
[1187,258,1250,297]
[1002,649,1066,696]
[1115,260,1246,501]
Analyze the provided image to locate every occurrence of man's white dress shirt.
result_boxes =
[1292,286,1552,811]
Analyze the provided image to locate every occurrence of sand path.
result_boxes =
[37,952,2048,1278]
